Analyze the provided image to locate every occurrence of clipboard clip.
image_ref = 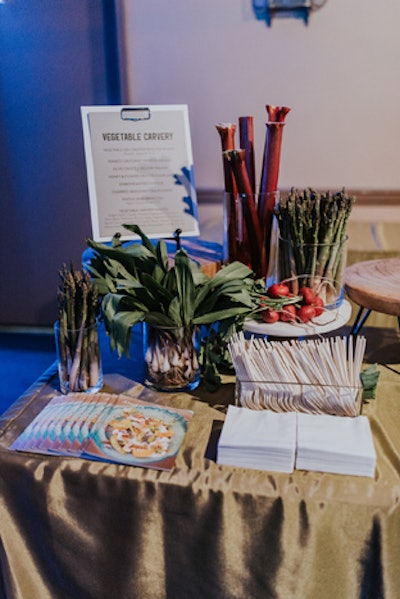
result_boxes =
[165,229,182,250]
[120,107,151,122]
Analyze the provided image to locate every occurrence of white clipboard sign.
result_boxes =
[81,105,199,241]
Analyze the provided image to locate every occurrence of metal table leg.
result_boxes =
[350,306,372,335]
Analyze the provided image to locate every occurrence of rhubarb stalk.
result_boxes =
[239,116,256,194]
[258,105,291,271]
[224,149,265,277]
[215,123,237,193]
[216,123,238,262]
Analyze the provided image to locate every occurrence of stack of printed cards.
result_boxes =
[10,392,193,471]
[296,413,377,477]
[217,405,297,473]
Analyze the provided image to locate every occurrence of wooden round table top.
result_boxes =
[344,257,400,316]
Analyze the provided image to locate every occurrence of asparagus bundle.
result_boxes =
[57,264,101,393]
[275,188,355,300]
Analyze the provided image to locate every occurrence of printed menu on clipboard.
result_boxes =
[81,105,199,241]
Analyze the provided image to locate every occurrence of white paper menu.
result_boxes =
[81,105,199,241]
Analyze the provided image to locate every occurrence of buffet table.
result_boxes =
[0,325,400,599]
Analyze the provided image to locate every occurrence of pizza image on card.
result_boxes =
[10,390,193,471]
[82,398,193,470]
[106,408,176,459]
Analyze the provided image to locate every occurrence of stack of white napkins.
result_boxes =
[217,405,297,473]
[217,406,377,478]
[296,413,376,477]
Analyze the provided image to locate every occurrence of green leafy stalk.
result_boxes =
[174,250,195,326]
[86,225,268,389]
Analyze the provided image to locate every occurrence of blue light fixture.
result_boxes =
[253,0,328,26]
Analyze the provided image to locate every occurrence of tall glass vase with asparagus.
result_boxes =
[276,188,355,306]
[55,264,103,394]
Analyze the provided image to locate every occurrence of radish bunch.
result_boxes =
[261,282,324,324]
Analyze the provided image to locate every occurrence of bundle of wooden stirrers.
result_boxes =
[228,333,366,417]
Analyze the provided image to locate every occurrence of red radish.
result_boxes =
[313,296,324,317]
[299,286,316,305]
[262,308,280,323]
[279,304,297,322]
[267,283,290,299]
[297,305,316,323]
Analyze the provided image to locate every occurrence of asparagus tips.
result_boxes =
[275,188,355,302]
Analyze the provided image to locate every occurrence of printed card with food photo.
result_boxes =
[81,394,193,470]
[10,392,193,471]
[56,395,114,456]
[10,395,71,454]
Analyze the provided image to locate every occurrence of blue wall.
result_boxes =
[0,0,121,326]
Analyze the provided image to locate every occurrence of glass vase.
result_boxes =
[277,236,348,308]
[143,323,201,392]
[223,191,249,266]
[223,190,279,280]
[54,320,103,394]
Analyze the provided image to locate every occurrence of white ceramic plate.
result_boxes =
[244,300,352,337]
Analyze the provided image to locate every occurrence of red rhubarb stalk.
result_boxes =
[258,105,291,270]
[216,122,237,194]
[266,105,291,124]
[224,149,265,277]
[239,116,256,194]
[259,104,290,207]
[216,123,238,261]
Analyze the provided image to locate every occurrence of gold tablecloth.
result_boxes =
[0,327,400,599]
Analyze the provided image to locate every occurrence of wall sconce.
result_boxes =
[253,0,328,26]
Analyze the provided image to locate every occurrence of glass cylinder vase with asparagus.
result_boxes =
[56,264,102,393]
[275,188,355,304]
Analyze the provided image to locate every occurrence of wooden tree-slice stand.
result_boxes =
[344,257,400,333]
